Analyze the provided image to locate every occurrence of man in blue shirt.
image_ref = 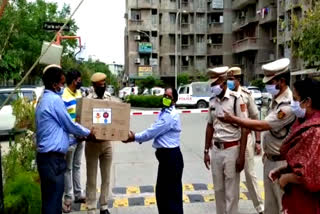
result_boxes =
[36,65,95,214]
[124,87,184,214]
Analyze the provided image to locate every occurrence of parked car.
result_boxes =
[261,88,272,105]
[119,86,138,99]
[176,82,211,108]
[0,86,44,131]
[247,86,262,106]
[142,87,165,96]
[106,85,115,95]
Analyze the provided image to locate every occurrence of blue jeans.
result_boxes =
[37,152,66,214]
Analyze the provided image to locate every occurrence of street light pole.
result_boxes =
[175,2,182,90]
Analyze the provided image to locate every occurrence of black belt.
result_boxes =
[266,154,283,161]
[38,152,66,159]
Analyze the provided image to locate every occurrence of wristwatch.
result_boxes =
[204,149,209,154]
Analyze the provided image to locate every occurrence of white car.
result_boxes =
[176,82,212,108]
[142,87,165,96]
[247,86,262,106]
[0,86,44,131]
[119,86,138,99]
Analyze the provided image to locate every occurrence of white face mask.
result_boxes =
[211,85,223,96]
[265,84,280,96]
[291,100,306,118]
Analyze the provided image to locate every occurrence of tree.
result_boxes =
[0,0,78,84]
[136,76,164,94]
[177,73,190,86]
[292,1,320,68]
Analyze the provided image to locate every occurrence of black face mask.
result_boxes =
[76,81,82,90]
[95,86,106,98]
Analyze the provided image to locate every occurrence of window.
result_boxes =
[208,34,223,44]
[179,86,190,94]
[22,91,36,102]
[181,14,189,24]
[170,13,176,24]
[131,9,141,21]
[160,35,163,46]
[170,56,175,66]
[159,13,162,25]
[170,0,176,2]
[197,35,204,43]
[0,92,18,106]
[169,34,175,45]
[152,31,158,37]
[140,54,150,65]
[152,9,157,15]
[182,56,189,66]
[182,35,189,45]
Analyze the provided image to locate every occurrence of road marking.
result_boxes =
[183,184,195,192]
[113,198,129,208]
[203,194,215,202]
[144,196,157,206]
[126,186,140,195]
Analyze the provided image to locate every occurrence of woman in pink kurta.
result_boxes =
[270,78,320,214]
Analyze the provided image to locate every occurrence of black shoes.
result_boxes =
[100,209,110,214]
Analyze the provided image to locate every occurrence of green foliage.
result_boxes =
[126,95,163,108]
[4,171,41,214]
[12,97,36,131]
[136,76,164,94]
[292,2,320,67]
[178,73,190,86]
[0,0,78,83]
[250,79,265,91]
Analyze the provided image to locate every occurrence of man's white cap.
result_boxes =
[262,58,290,83]
[207,66,229,84]
[43,64,61,74]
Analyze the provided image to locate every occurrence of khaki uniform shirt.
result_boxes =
[237,86,259,120]
[208,88,247,142]
[262,87,295,156]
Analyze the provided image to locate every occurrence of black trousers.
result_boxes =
[37,152,66,214]
[155,147,184,214]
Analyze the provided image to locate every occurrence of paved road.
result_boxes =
[70,113,264,214]
[0,113,264,214]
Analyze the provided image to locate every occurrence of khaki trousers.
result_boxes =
[211,145,240,214]
[263,158,286,214]
[85,141,113,213]
[244,134,264,213]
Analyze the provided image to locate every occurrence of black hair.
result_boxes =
[165,87,178,102]
[274,72,290,85]
[294,78,320,110]
[66,69,81,85]
[42,67,64,89]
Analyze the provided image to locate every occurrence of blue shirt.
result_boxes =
[36,90,90,154]
[135,106,181,149]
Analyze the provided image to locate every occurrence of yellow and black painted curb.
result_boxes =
[71,181,264,211]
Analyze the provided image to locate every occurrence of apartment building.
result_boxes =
[124,0,308,86]
[124,0,232,85]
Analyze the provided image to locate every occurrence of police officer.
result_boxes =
[204,66,248,214]
[227,67,264,214]
[220,58,296,214]
[85,72,117,214]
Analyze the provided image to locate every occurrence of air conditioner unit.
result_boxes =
[135,58,141,64]
[207,39,212,44]
[134,35,141,41]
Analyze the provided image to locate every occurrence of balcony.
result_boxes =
[181,44,195,55]
[207,44,223,55]
[232,15,258,32]
[232,37,259,53]
[181,2,194,11]
[259,7,277,25]
[137,0,159,9]
[128,19,156,31]
[285,29,292,42]
[208,22,223,34]
[232,0,257,10]
[181,23,194,34]
[195,44,207,55]
[279,0,285,16]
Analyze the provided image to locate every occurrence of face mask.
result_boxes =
[265,84,280,96]
[227,80,235,91]
[95,86,106,98]
[162,97,172,107]
[56,86,64,96]
[291,100,306,118]
[76,81,82,90]
[210,85,223,96]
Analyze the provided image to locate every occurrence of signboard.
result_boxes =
[93,108,112,124]
[43,22,70,32]
[138,66,152,77]
[212,0,223,9]
[138,42,152,53]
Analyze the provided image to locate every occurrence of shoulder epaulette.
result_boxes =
[241,87,251,95]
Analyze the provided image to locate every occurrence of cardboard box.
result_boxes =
[76,98,130,141]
